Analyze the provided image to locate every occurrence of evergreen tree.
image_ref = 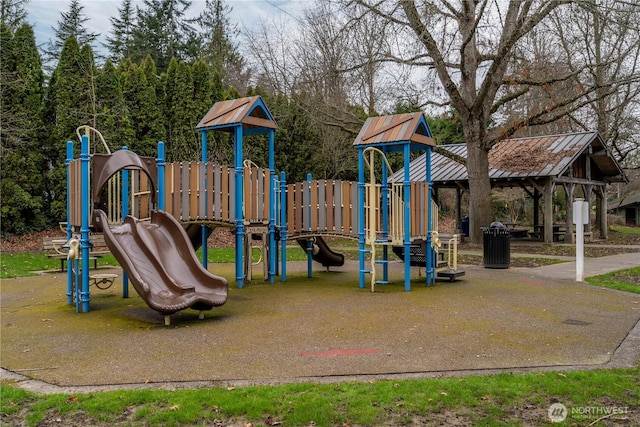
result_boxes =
[0,23,16,116]
[427,112,465,146]
[44,0,99,68]
[94,60,135,150]
[105,0,135,63]
[255,89,319,183]
[0,0,28,30]
[192,59,212,123]
[195,0,244,85]
[45,36,96,222]
[140,54,164,114]
[80,43,99,127]
[130,0,197,73]
[0,23,48,234]
[120,59,165,156]
[164,57,197,160]
[210,67,224,105]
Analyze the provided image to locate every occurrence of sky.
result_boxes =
[24,0,308,54]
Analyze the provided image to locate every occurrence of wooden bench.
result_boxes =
[43,235,111,272]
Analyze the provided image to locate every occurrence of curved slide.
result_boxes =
[93,209,228,317]
[297,236,345,268]
[183,223,214,251]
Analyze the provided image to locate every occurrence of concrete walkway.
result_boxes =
[526,251,639,281]
[1,248,639,394]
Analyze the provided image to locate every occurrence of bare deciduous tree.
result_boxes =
[549,0,640,168]
[349,0,639,242]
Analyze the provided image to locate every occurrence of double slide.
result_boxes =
[93,209,228,317]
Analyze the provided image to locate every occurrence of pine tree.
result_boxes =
[195,0,244,84]
[45,0,99,68]
[0,0,28,30]
[105,0,135,63]
[130,0,197,73]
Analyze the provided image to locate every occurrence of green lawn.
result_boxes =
[0,247,310,279]
[2,367,638,426]
[586,266,640,294]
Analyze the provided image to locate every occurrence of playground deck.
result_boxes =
[1,257,639,391]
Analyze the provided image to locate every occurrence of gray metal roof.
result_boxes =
[609,192,640,210]
[394,131,627,187]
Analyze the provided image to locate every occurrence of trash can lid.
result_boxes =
[490,221,506,229]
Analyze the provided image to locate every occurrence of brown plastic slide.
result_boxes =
[93,209,228,318]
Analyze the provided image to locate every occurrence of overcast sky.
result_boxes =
[25,0,307,53]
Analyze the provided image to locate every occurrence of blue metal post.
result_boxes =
[121,146,130,298]
[403,144,411,292]
[80,135,91,311]
[234,125,245,288]
[65,141,74,305]
[268,130,276,283]
[200,133,208,268]
[358,149,366,289]
[157,141,165,211]
[425,145,435,285]
[280,171,287,282]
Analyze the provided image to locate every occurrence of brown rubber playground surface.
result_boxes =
[1,257,639,392]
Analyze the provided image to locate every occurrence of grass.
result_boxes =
[2,367,638,426]
[585,266,640,294]
[612,226,640,235]
[0,247,311,279]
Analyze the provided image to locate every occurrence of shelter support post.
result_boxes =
[564,184,575,244]
[597,187,608,239]
[543,177,554,244]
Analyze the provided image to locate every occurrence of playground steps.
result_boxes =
[437,268,466,281]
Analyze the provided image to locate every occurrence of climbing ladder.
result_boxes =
[363,147,405,291]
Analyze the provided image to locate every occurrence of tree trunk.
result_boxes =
[464,129,494,243]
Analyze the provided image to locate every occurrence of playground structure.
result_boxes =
[62,96,463,320]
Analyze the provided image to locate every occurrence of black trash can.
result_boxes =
[482,222,510,269]
[461,215,469,237]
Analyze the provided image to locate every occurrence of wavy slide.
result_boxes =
[297,236,345,268]
[93,209,228,318]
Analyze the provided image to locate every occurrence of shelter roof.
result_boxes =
[396,131,627,187]
[196,96,277,132]
[609,192,640,210]
[353,113,435,148]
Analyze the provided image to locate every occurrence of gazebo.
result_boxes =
[399,131,627,243]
